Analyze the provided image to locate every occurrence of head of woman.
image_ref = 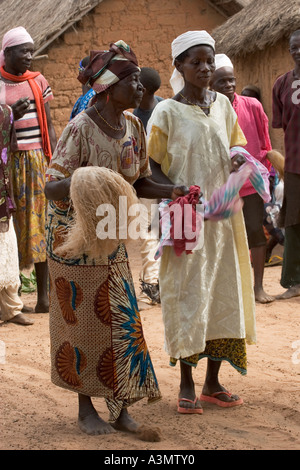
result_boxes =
[175,45,215,89]
[170,31,216,94]
[0,27,34,74]
[78,40,144,111]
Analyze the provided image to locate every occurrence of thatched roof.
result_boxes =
[206,0,251,18]
[0,0,103,57]
[213,0,300,57]
[0,0,249,59]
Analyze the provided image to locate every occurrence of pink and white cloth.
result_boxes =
[155,150,271,259]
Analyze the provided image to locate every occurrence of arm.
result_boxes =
[45,102,57,154]
[133,176,188,200]
[149,158,174,185]
[44,177,71,201]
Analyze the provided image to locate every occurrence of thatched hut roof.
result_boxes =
[0,0,103,57]
[0,0,249,59]
[206,0,251,18]
[213,0,300,57]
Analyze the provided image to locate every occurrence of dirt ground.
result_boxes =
[1,241,300,451]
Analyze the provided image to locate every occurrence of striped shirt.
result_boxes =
[0,74,53,151]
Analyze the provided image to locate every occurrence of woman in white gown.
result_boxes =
[147,31,256,413]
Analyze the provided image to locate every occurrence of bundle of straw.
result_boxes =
[266,150,285,180]
[55,166,139,259]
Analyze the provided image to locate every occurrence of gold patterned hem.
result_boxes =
[170,338,247,375]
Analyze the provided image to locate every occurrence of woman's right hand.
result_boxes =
[11,97,30,120]
[171,185,190,200]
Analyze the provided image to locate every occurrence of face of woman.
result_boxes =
[5,42,34,75]
[110,72,145,109]
[176,45,216,89]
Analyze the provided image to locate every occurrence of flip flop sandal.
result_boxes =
[200,391,243,408]
[177,397,203,414]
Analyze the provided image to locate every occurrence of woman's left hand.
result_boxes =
[231,153,246,172]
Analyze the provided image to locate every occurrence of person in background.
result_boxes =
[0,27,57,313]
[210,54,274,304]
[241,84,261,102]
[272,29,300,299]
[70,56,96,120]
[0,103,34,326]
[133,67,164,306]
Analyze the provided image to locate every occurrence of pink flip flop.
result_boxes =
[177,397,203,414]
[200,391,243,408]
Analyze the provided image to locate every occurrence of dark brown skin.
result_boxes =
[3,42,57,313]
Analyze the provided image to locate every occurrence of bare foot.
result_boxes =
[255,287,275,304]
[276,285,300,300]
[7,314,34,326]
[112,409,161,442]
[35,302,49,313]
[21,305,34,313]
[112,408,139,433]
[78,412,116,435]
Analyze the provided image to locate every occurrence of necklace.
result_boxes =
[93,105,125,131]
[179,92,212,109]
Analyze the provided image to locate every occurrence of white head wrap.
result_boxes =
[214,53,234,70]
[0,27,34,67]
[170,30,215,94]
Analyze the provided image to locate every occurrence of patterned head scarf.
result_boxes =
[170,31,215,94]
[78,40,140,94]
[0,26,34,67]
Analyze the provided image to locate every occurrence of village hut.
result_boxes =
[212,0,300,153]
[0,0,249,137]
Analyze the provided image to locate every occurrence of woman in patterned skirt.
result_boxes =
[45,41,186,437]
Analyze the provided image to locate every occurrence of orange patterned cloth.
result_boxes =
[48,247,161,421]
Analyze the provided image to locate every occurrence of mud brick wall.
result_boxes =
[32,0,224,139]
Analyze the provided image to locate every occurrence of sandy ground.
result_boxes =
[0,241,300,452]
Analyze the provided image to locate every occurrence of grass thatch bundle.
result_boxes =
[56,167,139,259]
[266,150,285,181]
[213,0,300,57]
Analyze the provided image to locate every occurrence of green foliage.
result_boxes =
[20,270,37,293]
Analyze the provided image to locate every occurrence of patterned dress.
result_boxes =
[46,111,161,420]
[0,74,53,268]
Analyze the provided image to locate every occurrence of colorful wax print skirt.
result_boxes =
[170,338,247,375]
[48,244,161,420]
[11,149,48,268]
